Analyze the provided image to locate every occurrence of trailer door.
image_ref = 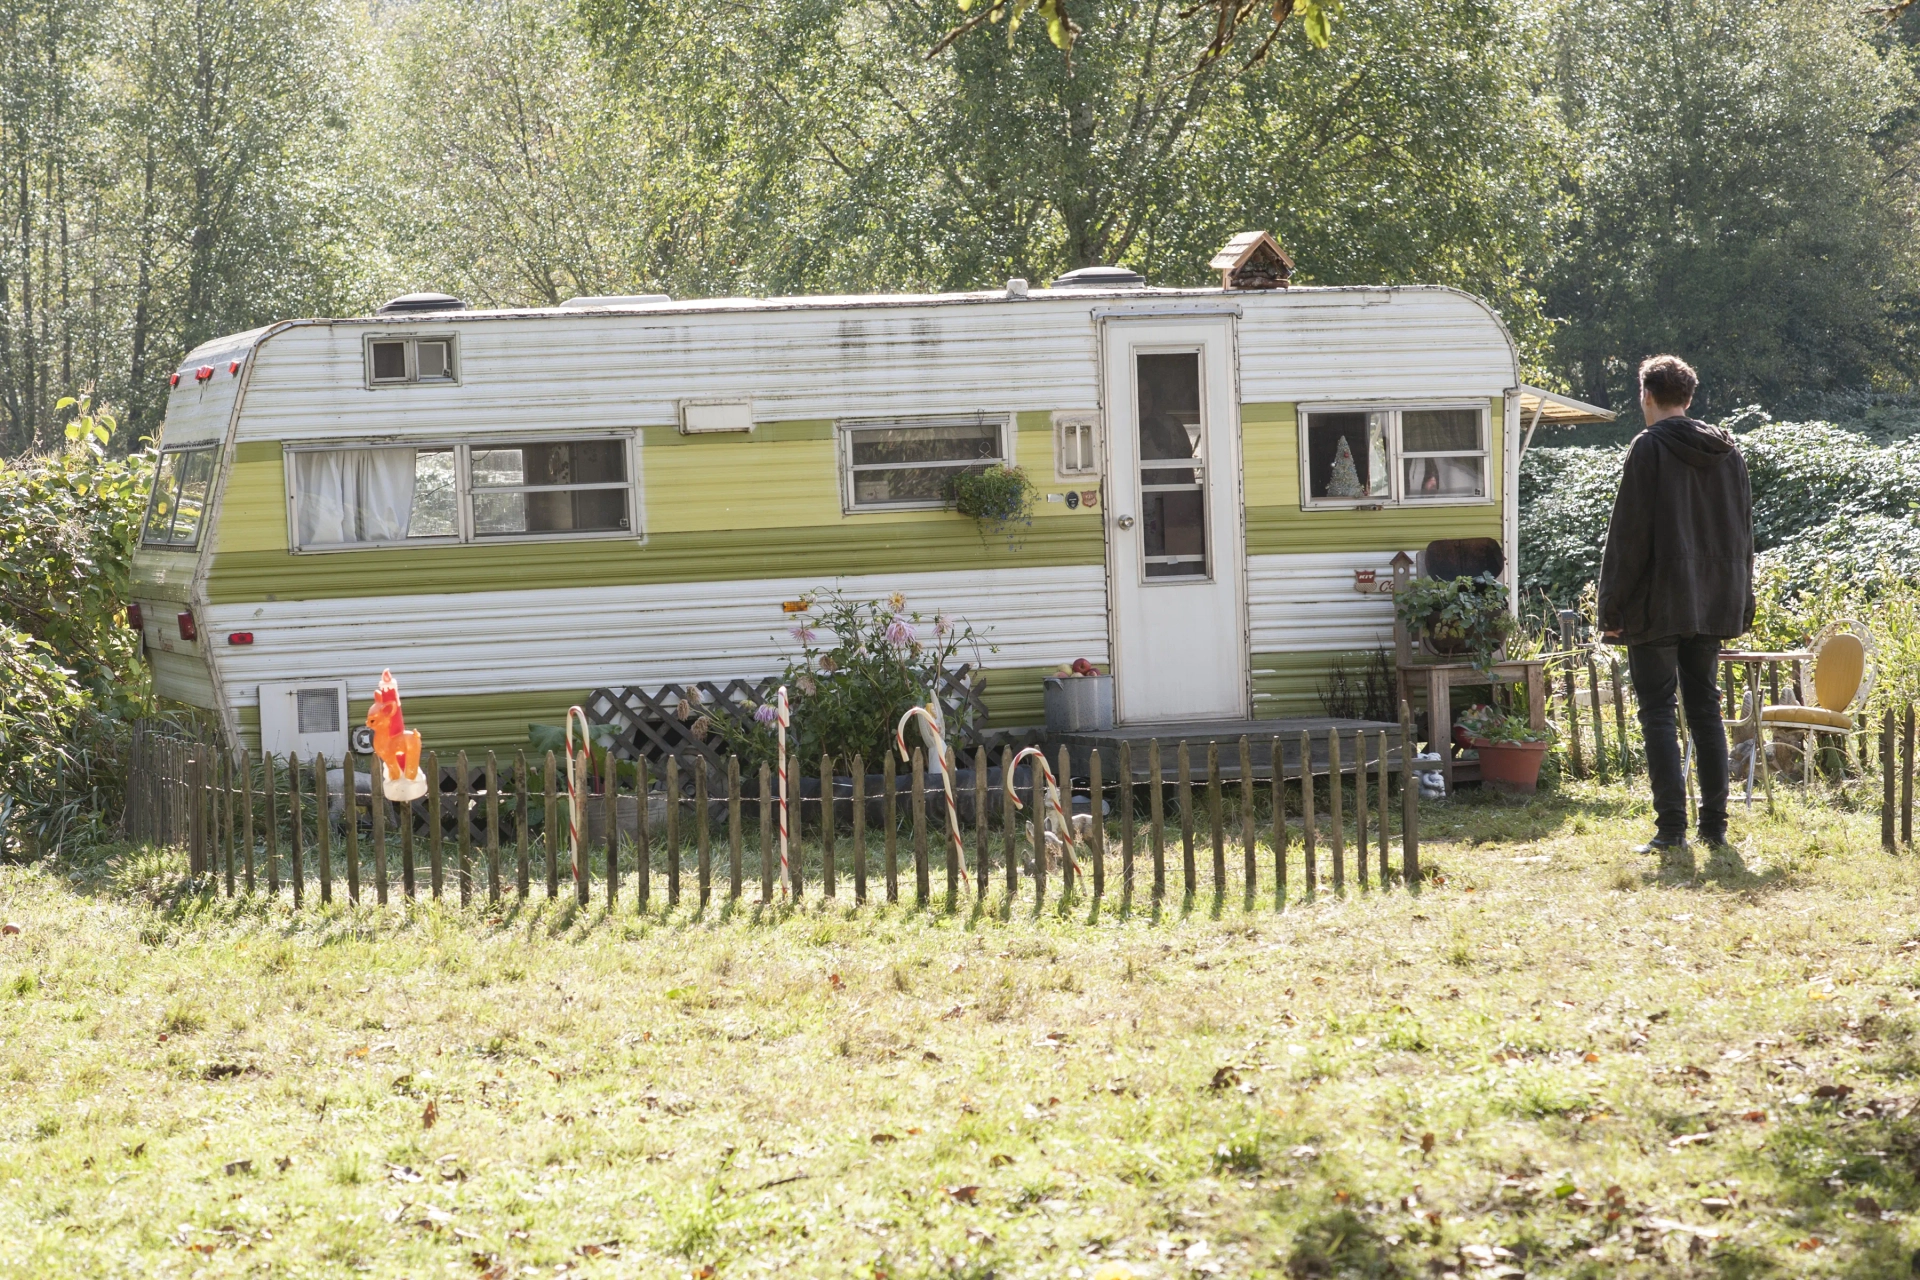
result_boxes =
[1101,315,1248,724]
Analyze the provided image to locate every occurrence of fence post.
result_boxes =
[1206,741,1224,902]
[820,754,834,899]
[288,754,304,908]
[998,744,1013,903]
[401,762,417,899]
[1239,736,1255,905]
[240,749,255,894]
[1329,730,1344,894]
[456,751,473,907]
[912,746,930,907]
[343,753,360,904]
[543,751,557,899]
[487,750,502,905]
[1176,741,1195,900]
[972,747,988,899]
[1118,741,1135,906]
[222,750,236,896]
[1376,730,1389,885]
[605,747,621,907]
[1092,747,1108,904]
[1353,732,1367,890]
[265,754,280,896]
[1400,699,1420,886]
[1587,656,1609,782]
[695,757,710,907]
[1149,739,1165,904]
[1026,748,1043,911]
[1270,735,1286,908]
[885,751,899,904]
[729,756,743,901]
[1058,745,1074,901]
[426,750,443,899]
[853,756,868,904]
[665,755,680,907]
[1299,730,1316,898]
[315,753,333,904]
[189,746,205,879]
[759,761,774,903]
[1611,659,1633,776]
[371,757,388,905]
[1885,710,1898,853]
[1563,652,1586,779]
[1905,704,1915,848]
[515,749,530,898]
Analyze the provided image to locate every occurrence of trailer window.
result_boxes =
[469,440,630,536]
[291,447,460,548]
[364,335,458,386]
[141,446,218,548]
[1299,404,1488,509]
[840,414,1007,510]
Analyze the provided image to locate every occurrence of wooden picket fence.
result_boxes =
[122,720,1423,912]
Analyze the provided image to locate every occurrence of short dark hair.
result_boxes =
[1639,354,1698,408]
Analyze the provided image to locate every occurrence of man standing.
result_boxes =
[1598,355,1754,852]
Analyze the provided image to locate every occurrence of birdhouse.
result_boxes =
[1208,230,1294,290]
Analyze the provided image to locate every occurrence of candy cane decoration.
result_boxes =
[776,685,791,898]
[1004,745,1080,880]
[564,704,592,892]
[895,702,969,888]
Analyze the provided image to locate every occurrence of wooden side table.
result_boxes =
[1398,659,1548,796]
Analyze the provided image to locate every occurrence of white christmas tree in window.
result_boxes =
[1325,434,1365,498]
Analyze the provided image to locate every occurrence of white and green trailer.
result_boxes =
[129,242,1600,762]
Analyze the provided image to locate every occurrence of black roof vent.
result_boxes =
[1050,265,1146,289]
[376,291,469,315]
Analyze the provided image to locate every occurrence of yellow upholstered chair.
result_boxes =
[1753,621,1873,792]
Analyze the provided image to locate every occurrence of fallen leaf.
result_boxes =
[1583,1051,1601,1063]
[347,1045,369,1059]
[1668,1132,1714,1149]
[125,1141,146,1158]
[1812,1084,1853,1101]
[223,1159,251,1176]
[1420,1132,1436,1155]
[943,1184,980,1203]
[1,922,19,936]
[692,1266,717,1279]
[1854,1195,1883,1216]
[1742,1110,1768,1123]
[1683,1064,1712,1081]
[870,1132,898,1144]
[939,1005,965,1020]
[573,1239,620,1257]
[422,1099,438,1130]
[388,1164,426,1183]
[989,1153,1014,1167]
[1796,1237,1824,1251]
[275,1155,293,1171]
[827,973,843,990]
[921,1050,941,1062]
[1209,1066,1241,1090]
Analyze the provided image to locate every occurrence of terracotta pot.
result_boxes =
[1466,737,1549,794]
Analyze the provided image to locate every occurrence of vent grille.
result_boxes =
[296,688,341,735]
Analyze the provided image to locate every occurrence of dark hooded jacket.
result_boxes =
[1596,416,1754,646]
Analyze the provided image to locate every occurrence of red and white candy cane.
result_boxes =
[1004,745,1080,880]
[895,703,969,888]
[776,685,791,898]
[564,704,592,893]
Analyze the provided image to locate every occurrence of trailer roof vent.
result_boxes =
[557,294,672,308]
[1050,265,1146,289]
[376,291,469,315]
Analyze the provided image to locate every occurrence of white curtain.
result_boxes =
[294,448,417,546]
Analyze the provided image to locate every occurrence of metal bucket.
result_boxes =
[1043,674,1114,733]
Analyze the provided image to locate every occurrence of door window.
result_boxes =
[1136,352,1207,579]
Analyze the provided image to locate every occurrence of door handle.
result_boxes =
[1116,514,1136,530]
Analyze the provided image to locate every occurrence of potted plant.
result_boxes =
[1455,703,1555,794]
[1394,573,1515,674]
[949,464,1036,544]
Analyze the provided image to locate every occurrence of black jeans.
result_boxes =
[1627,635,1729,841]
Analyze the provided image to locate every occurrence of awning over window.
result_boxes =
[1516,384,1615,426]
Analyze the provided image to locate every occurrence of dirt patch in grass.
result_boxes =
[0,784,1915,1276]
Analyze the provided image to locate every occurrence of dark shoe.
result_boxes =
[1698,831,1731,850]
[1632,836,1689,855]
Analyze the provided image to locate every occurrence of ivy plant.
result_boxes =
[1394,573,1514,675]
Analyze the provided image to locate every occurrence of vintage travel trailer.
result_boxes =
[130,237,1603,760]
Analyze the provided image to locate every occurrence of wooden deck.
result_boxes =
[1048,717,1409,781]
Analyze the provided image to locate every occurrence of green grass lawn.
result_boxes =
[3,781,1917,1278]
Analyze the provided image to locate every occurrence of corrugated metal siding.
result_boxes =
[1252,650,1374,719]
[1248,551,1405,654]
[228,288,1513,445]
[154,326,271,448]
[149,645,216,708]
[203,564,1108,710]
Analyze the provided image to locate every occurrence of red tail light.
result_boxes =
[176,611,197,642]
[228,360,241,375]
[226,632,253,646]
[194,365,214,383]
[127,603,143,631]
[169,372,180,387]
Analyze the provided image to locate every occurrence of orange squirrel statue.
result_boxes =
[366,670,428,801]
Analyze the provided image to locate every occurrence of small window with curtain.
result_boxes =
[141,446,219,548]
[288,438,634,550]
[1299,403,1488,508]
[840,414,1007,510]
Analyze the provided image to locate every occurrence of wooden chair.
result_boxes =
[1749,621,1873,798]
